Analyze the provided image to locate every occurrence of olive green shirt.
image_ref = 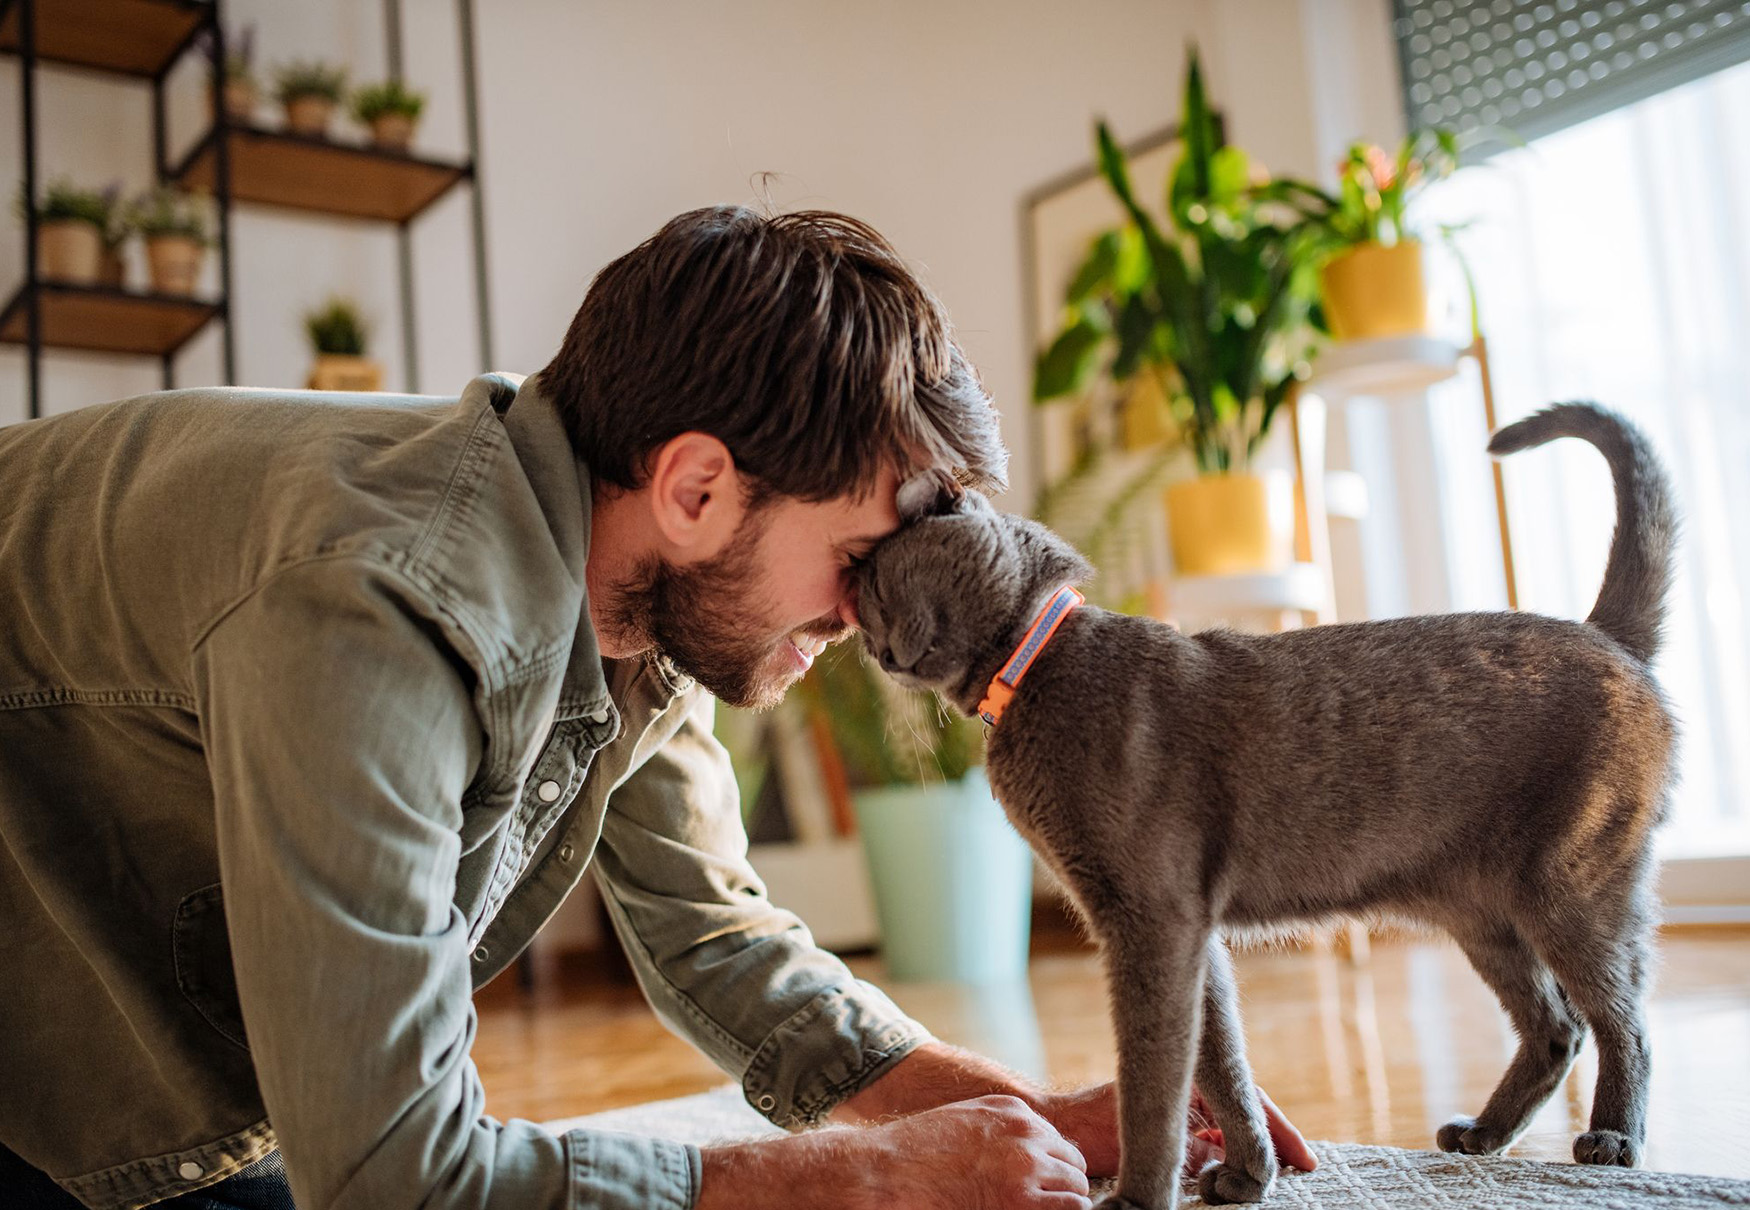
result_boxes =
[0,371,928,1209]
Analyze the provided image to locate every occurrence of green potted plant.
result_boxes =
[274,60,347,138]
[799,645,1033,983]
[16,178,111,284]
[352,78,426,153]
[1303,130,1465,341]
[1033,47,1326,579]
[131,187,210,296]
[199,24,257,123]
[94,182,128,288]
[303,297,382,391]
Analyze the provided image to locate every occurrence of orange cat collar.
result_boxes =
[977,585,1085,727]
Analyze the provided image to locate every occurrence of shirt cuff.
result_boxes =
[565,1126,699,1210]
[741,980,934,1129]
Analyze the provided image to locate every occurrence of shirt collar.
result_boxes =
[464,369,607,722]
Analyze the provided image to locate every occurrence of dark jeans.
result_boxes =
[0,1142,296,1209]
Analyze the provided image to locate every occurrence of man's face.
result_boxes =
[613,465,902,710]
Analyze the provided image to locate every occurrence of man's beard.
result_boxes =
[605,508,848,709]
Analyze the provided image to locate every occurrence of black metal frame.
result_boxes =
[6,0,494,414]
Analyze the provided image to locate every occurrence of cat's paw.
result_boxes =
[1436,1115,1510,1155]
[1575,1129,1641,1167]
[1195,1160,1273,1205]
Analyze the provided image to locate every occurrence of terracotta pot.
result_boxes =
[98,246,127,289]
[306,354,383,392]
[146,235,204,296]
[1164,470,1295,577]
[1318,239,1430,342]
[284,95,335,137]
[222,79,257,124]
[368,113,417,152]
[37,220,103,284]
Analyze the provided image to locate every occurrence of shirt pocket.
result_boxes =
[173,883,250,1052]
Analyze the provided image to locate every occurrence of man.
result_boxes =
[0,207,1312,1209]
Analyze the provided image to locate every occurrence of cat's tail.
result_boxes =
[1488,403,1677,664]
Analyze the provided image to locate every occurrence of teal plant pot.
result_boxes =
[853,767,1034,983]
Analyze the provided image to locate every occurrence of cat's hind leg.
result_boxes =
[1190,937,1275,1204]
[1436,920,1587,1155]
[1522,890,1657,1167]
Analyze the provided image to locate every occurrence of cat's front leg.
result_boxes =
[1190,937,1275,1204]
[1092,916,1211,1210]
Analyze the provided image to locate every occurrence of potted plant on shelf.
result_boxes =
[199,24,258,124]
[131,188,210,296]
[1302,130,1467,342]
[304,297,382,391]
[274,60,348,138]
[94,182,128,288]
[1033,48,1326,580]
[16,178,111,285]
[352,79,426,153]
[799,645,1033,983]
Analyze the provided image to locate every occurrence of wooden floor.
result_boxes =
[473,922,1750,1179]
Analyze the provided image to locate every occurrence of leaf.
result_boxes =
[1182,45,1216,202]
[1033,313,1108,401]
[1209,146,1250,203]
[1112,294,1158,380]
[1066,229,1122,304]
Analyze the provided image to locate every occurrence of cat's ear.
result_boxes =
[896,468,965,522]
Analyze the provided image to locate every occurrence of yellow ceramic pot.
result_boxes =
[1319,239,1429,341]
[307,354,383,392]
[1165,470,1294,576]
[37,220,103,284]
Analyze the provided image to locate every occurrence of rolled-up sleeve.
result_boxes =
[193,556,698,1210]
[591,689,932,1130]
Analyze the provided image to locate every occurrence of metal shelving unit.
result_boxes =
[2,0,493,418]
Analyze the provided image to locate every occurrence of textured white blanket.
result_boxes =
[546,1084,1750,1208]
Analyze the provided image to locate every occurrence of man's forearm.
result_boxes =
[830,1040,1044,1122]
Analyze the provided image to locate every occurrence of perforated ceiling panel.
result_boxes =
[1394,0,1750,150]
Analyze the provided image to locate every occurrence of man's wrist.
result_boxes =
[829,1040,1044,1122]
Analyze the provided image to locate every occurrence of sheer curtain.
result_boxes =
[1416,57,1750,862]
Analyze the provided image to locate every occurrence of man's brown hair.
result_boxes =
[539,205,1008,503]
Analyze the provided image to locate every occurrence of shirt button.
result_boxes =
[558,843,575,863]
[178,1162,204,1180]
[537,780,561,802]
[756,1094,776,1111]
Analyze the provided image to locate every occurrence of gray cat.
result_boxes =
[854,404,1677,1210]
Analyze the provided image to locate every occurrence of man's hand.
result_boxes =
[1039,1080,1319,1179]
[696,1095,1091,1210]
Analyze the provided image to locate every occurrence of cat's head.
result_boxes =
[855,468,1093,711]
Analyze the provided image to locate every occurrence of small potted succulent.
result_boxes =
[131,188,211,296]
[304,297,382,391]
[199,24,258,123]
[352,78,426,153]
[16,178,111,284]
[94,183,128,287]
[274,60,348,138]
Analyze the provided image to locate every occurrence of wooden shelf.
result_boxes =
[0,282,220,356]
[0,0,209,78]
[170,124,472,224]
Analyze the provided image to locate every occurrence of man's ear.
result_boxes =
[896,468,966,523]
[646,432,743,554]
